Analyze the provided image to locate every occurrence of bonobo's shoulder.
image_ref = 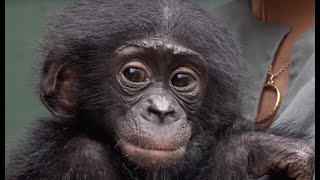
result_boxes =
[7,118,105,155]
[15,118,80,145]
[8,118,74,149]
[6,119,117,179]
[6,119,76,177]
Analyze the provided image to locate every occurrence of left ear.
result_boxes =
[40,60,79,119]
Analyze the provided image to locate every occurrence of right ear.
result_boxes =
[40,60,79,119]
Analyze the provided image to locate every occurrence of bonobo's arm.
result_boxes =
[197,132,314,180]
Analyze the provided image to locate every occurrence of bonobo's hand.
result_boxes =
[196,132,314,180]
[248,133,314,180]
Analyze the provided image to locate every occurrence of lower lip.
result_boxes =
[120,140,186,168]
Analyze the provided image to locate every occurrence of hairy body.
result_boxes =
[6,0,314,179]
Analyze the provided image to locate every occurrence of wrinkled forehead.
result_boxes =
[116,38,200,56]
[111,38,208,77]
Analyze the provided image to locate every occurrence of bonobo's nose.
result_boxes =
[145,94,180,124]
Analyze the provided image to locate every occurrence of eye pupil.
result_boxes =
[123,67,146,82]
[171,73,194,87]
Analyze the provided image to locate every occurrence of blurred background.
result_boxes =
[5,0,232,160]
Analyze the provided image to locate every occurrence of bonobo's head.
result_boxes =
[109,39,208,168]
[39,0,242,170]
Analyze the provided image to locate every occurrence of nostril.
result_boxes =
[165,110,175,117]
[148,107,160,115]
[148,107,175,120]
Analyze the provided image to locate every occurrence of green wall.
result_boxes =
[5,0,232,159]
[5,0,73,160]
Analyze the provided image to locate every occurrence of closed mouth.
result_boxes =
[120,140,186,168]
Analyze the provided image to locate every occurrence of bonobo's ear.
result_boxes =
[40,60,78,119]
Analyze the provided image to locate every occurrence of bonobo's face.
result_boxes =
[110,39,208,168]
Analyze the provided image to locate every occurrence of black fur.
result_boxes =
[6,0,257,179]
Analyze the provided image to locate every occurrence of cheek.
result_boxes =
[171,89,207,115]
[113,111,142,138]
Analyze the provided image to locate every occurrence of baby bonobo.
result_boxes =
[6,0,314,179]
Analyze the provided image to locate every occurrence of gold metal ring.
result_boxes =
[256,84,281,124]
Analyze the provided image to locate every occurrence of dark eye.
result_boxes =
[171,73,195,87]
[123,67,147,82]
